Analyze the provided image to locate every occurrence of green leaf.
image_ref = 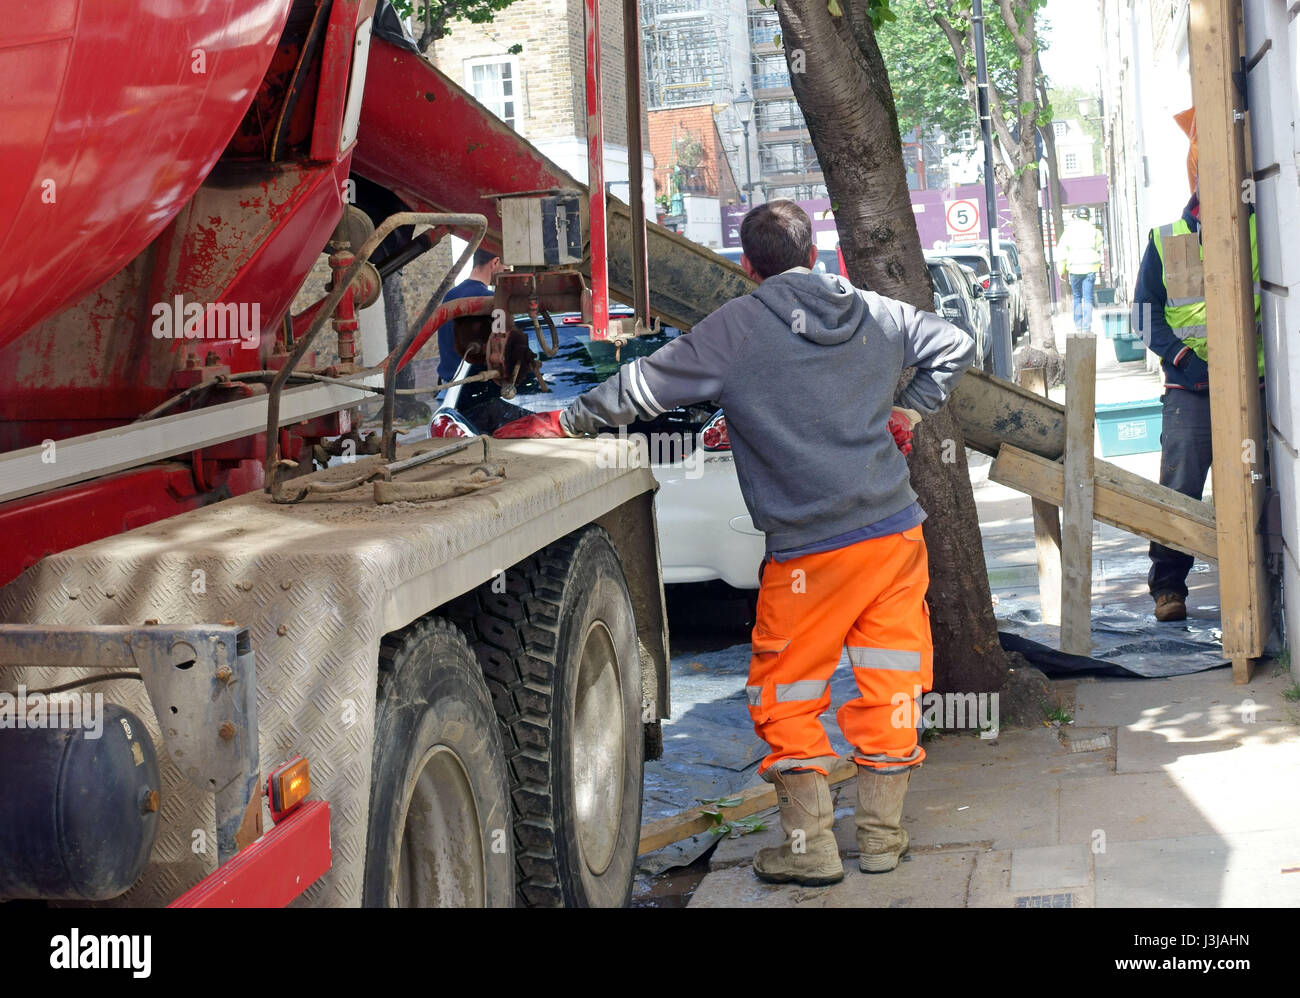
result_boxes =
[827,0,843,16]
[773,32,781,47]
[506,42,523,55]
[715,796,744,808]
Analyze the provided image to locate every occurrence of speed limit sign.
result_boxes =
[944,199,980,239]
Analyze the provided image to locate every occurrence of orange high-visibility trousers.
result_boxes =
[747,524,934,780]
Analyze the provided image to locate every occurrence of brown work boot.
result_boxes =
[855,767,912,873]
[752,769,844,886]
[1154,592,1187,622]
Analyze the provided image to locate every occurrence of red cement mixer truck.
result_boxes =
[0,0,754,908]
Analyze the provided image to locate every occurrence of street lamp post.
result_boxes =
[972,0,1013,378]
[1040,153,1059,313]
[734,84,755,206]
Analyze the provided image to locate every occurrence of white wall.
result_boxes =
[1137,2,1195,231]
[1245,0,1300,677]
[448,139,656,284]
[681,193,722,247]
[532,137,657,220]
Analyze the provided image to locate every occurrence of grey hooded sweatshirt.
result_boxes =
[560,269,975,553]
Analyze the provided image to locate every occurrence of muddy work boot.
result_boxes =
[752,769,844,886]
[1154,592,1187,622]
[855,767,912,873]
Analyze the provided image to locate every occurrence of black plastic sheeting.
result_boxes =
[994,595,1229,679]
[639,643,865,874]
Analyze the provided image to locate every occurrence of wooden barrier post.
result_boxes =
[1190,0,1267,683]
[1016,366,1063,625]
[1061,333,1097,656]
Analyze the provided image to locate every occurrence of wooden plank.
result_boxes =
[1190,0,1267,683]
[1061,334,1096,656]
[1016,367,1063,625]
[990,445,1220,562]
[637,758,858,856]
[948,368,1067,459]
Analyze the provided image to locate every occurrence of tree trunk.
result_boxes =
[1035,57,1067,241]
[1005,167,1056,356]
[775,0,1007,694]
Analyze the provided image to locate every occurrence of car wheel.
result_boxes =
[362,616,515,908]
[449,526,644,907]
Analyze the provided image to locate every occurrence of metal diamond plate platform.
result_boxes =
[0,437,656,907]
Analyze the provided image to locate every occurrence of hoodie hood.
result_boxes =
[750,271,867,345]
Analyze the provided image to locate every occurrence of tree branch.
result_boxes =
[417,1,454,50]
[996,0,1031,54]
[925,1,1020,169]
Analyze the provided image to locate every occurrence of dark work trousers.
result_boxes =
[1149,389,1213,598]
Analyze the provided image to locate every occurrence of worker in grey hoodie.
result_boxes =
[496,199,975,886]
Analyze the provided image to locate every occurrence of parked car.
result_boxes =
[951,239,1022,281]
[431,315,766,589]
[925,253,990,370]
[943,245,1028,341]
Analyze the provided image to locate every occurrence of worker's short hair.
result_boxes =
[739,200,813,279]
[473,248,500,267]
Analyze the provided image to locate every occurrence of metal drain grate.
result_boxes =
[1014,893,1074,908]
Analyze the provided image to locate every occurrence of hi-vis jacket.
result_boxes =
[1056,218,1103,276]
[1132,195,1262,392]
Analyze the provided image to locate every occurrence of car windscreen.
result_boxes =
[947,253,990,277]
[451,321,717,436]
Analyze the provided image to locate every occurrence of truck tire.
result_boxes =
[450,526,644,907]
[362,616,514,907]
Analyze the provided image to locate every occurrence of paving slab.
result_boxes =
[906,781,1059,850]
[1009,843,1093,890]
[690,850,979,908]
[1071,669,1300,772]
[1115,721,1300,773]
[1094,828,1300,907]
[1077,667,1297,719]
[965,847,1099,908]
[1058,765,1300,846]
[913,727,1113,792]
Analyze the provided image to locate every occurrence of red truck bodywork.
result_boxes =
[0,0,639,906]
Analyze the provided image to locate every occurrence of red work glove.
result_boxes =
[492,410,569,439]
[888,408,914,456]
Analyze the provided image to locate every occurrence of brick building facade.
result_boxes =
[427,0,653,212]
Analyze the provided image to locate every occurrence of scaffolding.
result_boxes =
[641,0,734,110]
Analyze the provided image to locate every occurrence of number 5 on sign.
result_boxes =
[944,199,980,239]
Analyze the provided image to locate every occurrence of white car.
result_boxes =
[429,316,766,589]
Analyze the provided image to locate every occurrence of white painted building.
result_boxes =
[1051,119,1097,178]
[940,128,983,186]
[1096,0,1195,296]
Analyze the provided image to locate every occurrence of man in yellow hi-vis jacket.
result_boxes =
[1057,206,1104,331]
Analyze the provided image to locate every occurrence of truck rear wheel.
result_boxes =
[451,526,644,907]
[363,616,514,907]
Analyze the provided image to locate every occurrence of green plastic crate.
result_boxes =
[1112,335,1146,363]
[1098,307,1130,338]
[1096,399,1162,456]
